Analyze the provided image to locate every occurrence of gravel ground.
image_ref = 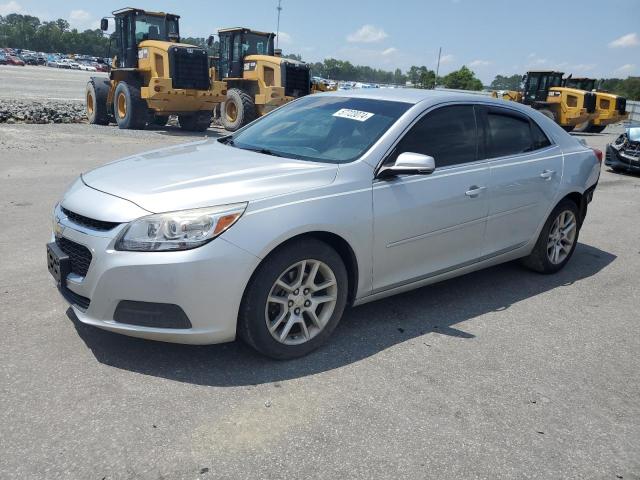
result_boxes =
[0,65,102,101]
[0,122,639,480]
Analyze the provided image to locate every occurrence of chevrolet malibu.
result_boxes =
[48,90,601,359]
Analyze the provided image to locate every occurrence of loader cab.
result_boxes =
[105,8,180,69]
[213,28,275,79]
[564,77,596,92]
[522,71,564,105]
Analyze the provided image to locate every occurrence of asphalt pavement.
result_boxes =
[0,121,638,480]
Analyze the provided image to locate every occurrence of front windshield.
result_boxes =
[227,96,411,163]
[134,14,178,42]
[242,33,274,56]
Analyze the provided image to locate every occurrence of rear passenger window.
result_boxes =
[392,105,477,168]
[485,109,551,159]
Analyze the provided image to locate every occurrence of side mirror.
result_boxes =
[378,152,436,179]
[207,35,214,47]
[100,18,108,31]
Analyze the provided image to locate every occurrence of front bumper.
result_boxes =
[141,79,227,113]
[51,204,260,345]
[605,144,640,172]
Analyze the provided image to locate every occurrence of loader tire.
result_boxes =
[221,88,256,131]
[179,111,212,132]
[113,82,147,130]
[574,121,591,133]
[587,125,606,133]
[538,109,556,122]
[151,114,169,127]
[86,78,110,125]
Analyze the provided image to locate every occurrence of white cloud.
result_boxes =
[277,31,292,45]
[68,9,98,30]
[609,33,639,48]
[381,47,398,56]
[347,25,388,43]
[569,63,596,72]
[615,63,636,73]
[469,59,491,68]
[0,1,22,15]
[439,54,454,65]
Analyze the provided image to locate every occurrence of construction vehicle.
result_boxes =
[207,27,311,131]
[492,71,597,132]
[563,77,628,133]
[86,8,227,131]
[311,76,338,94]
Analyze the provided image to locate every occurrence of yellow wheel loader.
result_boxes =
[492,71,598,132]
[86,8,226,131]
[563,77,629,133]
[207,28,311,131]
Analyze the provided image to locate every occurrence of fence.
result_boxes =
[625,100,640,125]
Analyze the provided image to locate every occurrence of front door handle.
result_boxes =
[540,169,556,180]
[465,186,486,197]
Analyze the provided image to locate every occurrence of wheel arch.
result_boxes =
[559,190,587,225]
[246,230,360,306]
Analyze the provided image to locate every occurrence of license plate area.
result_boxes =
[47,242,70,286]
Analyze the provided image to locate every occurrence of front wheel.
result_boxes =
[221,88,256,131]
[178,111,212,132]
[587,125,606,134]
[521,199,580,274]
[238,239,348,359]
[113,82,147,129]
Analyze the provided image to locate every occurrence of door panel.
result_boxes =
[372,164,489,292]
[480,106,563,255]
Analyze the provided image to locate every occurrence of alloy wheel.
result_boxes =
[265,259,338,345]
[547,210,577,264]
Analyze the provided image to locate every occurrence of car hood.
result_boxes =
[81,138,338,213]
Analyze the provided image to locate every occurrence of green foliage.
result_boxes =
[181,37,218,56]
[0,13,110,56]
[283,53,302,61]
[598,77,640,100]
[490,74,522,91]
[407,66,436,88]
[441,66,483,91]
[308,58,407,85]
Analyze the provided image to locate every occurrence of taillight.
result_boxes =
[591,147,603,163]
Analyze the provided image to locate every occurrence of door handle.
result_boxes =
[540,169,556,180]
[465,186,486,197]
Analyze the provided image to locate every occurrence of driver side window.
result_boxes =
[389,105,478,168]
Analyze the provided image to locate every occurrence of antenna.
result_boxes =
[276,0,282,48]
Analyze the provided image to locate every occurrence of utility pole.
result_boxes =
[276,0,283,49]
[435,47,442,89]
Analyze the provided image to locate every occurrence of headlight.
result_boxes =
[115,203,247,252]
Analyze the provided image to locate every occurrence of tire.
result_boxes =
[178,111,212,132]
[113,82,147,130]
[151,114,169,127]
[521,199,580,274]
[238,239,349,359]
[573,121,591,133]
[538,109,556,122]
[587,125,606,134]
[562,125,575,133]
[86,78,109,125]
[221,88,256,131]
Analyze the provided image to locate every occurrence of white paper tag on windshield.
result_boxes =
[332,108,374,122]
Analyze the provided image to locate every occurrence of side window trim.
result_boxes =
[375,102,482,175]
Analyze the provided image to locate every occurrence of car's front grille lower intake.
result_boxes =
[62,207,120,232]
[55,237,92,277]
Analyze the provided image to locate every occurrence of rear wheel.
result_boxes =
[85,79,109,125]
[238,239,348,359]
[178,111,212,132]
[574,121,591,133]
[587,125,606,133]
[562,125,575,133]
[113,82,147,130]
[521,199,580,274]
[151,114,169,127]
[221,88,256,131]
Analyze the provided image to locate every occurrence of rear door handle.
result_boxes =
[540,169,556,180]
[465,186,486,197]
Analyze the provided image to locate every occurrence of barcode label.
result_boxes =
[332,109,375,122]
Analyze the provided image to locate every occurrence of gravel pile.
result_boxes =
[0,99,86,124]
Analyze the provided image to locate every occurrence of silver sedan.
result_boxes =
[47,89,601,358]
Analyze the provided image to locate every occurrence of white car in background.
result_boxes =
[78,63,97,72]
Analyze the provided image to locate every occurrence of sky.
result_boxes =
[1,0,639,83]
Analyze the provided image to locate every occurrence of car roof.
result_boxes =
[323,88,508,107]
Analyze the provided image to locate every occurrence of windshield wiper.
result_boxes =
[240,146,284,157]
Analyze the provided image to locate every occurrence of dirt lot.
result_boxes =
[0,119,639,479]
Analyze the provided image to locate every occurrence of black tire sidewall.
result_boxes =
[533,200,580,274]
[221,88,255,131]
[239,240,348,359]
[114,82,145,129]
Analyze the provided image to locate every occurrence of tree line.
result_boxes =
[2,13,637,99]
